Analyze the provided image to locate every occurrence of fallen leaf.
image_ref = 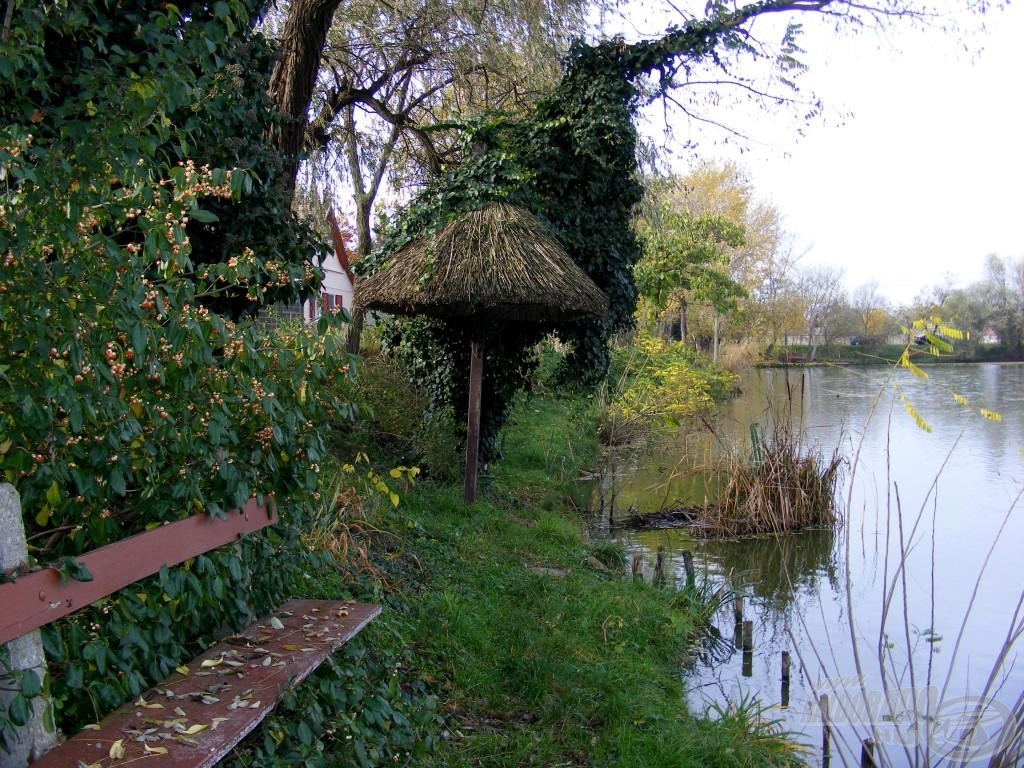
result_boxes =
[200,657,223,669]
[109,738,126,759]
[82,723,101,731]
[282,644,302,651]
[269,616,285,629]
[144,744,169,755]
[176,665,190,676]
[182,723,209,735]
[210,717,230,730]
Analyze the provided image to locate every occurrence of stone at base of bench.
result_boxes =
[31,599,380,768]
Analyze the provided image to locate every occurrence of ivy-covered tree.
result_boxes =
[372,0,887,459]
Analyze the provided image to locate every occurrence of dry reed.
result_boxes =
[695,418,844,538]
[355,202,608,323]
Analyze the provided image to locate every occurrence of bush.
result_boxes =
[0,0,355,743]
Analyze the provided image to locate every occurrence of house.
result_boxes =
[301,209,355,322]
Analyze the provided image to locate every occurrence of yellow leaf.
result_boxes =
[110,738,126,759]
[200,657,223,668]
[176,665,190,676]
[980,408,1003,422]
[144,744,169,755]
[282,644,302,651]
[182,723,209,735]
[389,492,400,508]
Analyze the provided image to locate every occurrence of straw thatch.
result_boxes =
[355,202,608,323]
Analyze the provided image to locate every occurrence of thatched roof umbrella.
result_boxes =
[355,202,608,502]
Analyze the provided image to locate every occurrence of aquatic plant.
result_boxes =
[698,405,844,537]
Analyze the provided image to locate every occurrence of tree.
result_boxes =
[980,253,1024,359]
[797,264,848,355]
[1,0,355,737]
[300,0,599,351]
[851,279,891,339]
[634,178,747,350]
[365,0,989,457]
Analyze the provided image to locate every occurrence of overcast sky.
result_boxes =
[611,0,1024,306]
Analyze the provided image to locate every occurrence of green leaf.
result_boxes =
[46,481,61,507]
[59,557,94,585]
[189,207,219,224]
[20,670,42,698]
[8,694,30,727]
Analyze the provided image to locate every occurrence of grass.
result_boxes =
[311,387,807,767]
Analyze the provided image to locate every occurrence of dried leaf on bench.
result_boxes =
[144,744,169,755]
[109,738,126,759]
[210,717,230,730]
[176,665,190,676]
[269,616,285,629]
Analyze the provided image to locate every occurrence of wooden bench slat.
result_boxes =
[0,499,278,644]
[30,599,381,768]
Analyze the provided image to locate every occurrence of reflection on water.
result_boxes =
[591,364,1024,767]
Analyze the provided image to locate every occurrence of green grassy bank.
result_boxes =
[281,389,804,767]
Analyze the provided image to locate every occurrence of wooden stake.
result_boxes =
[463,338,484,503]
[780,650,791,708]
[741,620,753,677]
[860,737,877,768]
[681,549,695,586]
[653,546,665,586]
[821,693,831,766]
[631,553,644,582]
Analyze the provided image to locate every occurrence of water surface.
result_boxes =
[596,364,1024,766]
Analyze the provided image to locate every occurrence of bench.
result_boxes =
[0,494,380,767]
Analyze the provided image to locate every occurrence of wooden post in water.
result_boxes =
[631,553,644,583]
[860,737,877,768]
[733,595,744,648]
[741,619,753,677]
[780,650,791,708]
[820,693,831,768]
[681,549,695,588]
[653,546,665,586]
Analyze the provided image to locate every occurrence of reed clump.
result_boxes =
[697,419,844,537]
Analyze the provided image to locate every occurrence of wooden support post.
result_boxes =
[653,546,665,586]
[463,338,484,503]
[781,650,791,708]
[681,549,695,587]
[860,737,877,768]
[733,594,744,648]
[820,693,831,767]
[741,619,753,677]
[631,553,644,582]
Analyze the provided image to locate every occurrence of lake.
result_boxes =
[592,363,1024,767]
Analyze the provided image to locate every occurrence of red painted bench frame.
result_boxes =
[0,498,380,767]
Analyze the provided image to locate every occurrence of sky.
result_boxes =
[609,0,1024,306]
